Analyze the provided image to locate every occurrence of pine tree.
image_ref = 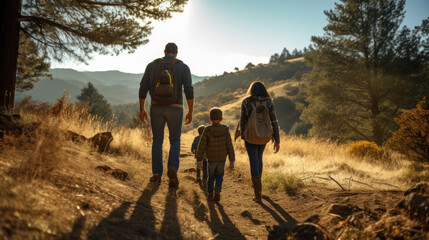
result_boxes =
[16,33,51,91]
[0,0,187,109]
[302,0,428,145]
[77,82,113,121]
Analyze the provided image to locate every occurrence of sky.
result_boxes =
[51,0,429,77]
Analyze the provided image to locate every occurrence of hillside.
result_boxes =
[1,103,427,239]
[187,58,310,135]
[193,58,309,99]
[16,69,207,105]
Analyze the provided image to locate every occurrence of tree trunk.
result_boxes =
[370,86,383,146]
[0,0,21,110]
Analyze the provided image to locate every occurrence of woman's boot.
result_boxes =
[258,176,263,199]
[252,177,261,202]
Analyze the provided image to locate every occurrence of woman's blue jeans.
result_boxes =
[150,104,183,176]
[245,141,266,177]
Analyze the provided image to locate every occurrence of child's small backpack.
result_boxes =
[244,99,273,145]
[150,58,181,105]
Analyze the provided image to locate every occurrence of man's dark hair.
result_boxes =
[209,107,222,121]
[165,42,178,54]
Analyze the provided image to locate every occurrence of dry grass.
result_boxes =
[230,133,412,192]
[0,101,154,238]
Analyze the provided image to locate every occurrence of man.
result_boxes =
[139,42,194,188]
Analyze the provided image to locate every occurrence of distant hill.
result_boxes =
[15,68,208,105]
[185,57,312,135]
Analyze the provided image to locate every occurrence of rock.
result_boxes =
[304,214,320,223]
[89,132,113,152]
[326,204,361,218]
[65,130,88,143]
[288,223,334,240]
[404,182,429,196]
[397,183,429,224]
[96,165,112,172]
[267,223,293,240]
[111,168,128,181]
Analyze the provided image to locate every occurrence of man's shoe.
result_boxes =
[167,168,179,188]
[149,174,161,184]
[214,189,221,202]
[207,192,214,201]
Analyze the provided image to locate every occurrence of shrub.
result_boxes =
[387,98,429,163]
[263,173,304,195]
[346,141,382,159]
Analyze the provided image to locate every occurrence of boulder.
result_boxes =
[397,182,429,224]
[0,114,39,138]
[326,204,361,218]
[89,132,113,152]
[404,182,429,196]
[65,130,88,143]
[111,169,128,181]
[95,165,112,172]
[288,223,334,240]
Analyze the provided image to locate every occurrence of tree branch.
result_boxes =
[18,16,89,39]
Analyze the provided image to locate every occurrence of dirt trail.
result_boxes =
[87,143,403,240]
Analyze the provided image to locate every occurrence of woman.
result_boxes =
[240,81,280,202]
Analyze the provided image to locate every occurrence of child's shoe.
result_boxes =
[207,192,214,201]
[214,189,221,202]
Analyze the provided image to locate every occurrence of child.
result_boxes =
[191,125,207,185]
[196,107,235,202]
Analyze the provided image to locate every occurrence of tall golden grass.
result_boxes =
[228,132,414,192]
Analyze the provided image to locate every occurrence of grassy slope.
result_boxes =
[1,102,422,239]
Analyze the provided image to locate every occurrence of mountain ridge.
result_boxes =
[16,68,209,105]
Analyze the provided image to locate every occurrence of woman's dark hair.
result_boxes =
[246,81,270,98]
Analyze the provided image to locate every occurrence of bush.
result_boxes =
[346,141,382,159]
[263,173,304,195]
[387,98,429,163]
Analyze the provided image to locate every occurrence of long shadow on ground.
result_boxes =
[85,182,160,239]
[159,188,182,239]
[259,195,297,227]
[207,201,246,240]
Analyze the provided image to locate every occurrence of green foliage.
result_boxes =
[289,121,312,136]
[302,0,429,145]
[273,97,300,133]
[112,103,139,126]
[14,0,187,92]
[263,173,304,195]
[269,46,310,63]
[346,141,382,159]
[245,62,255,69]
[20,0,187,63]
[77,83,112,121]
[388,98,429,163]
[16,33,51,91]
